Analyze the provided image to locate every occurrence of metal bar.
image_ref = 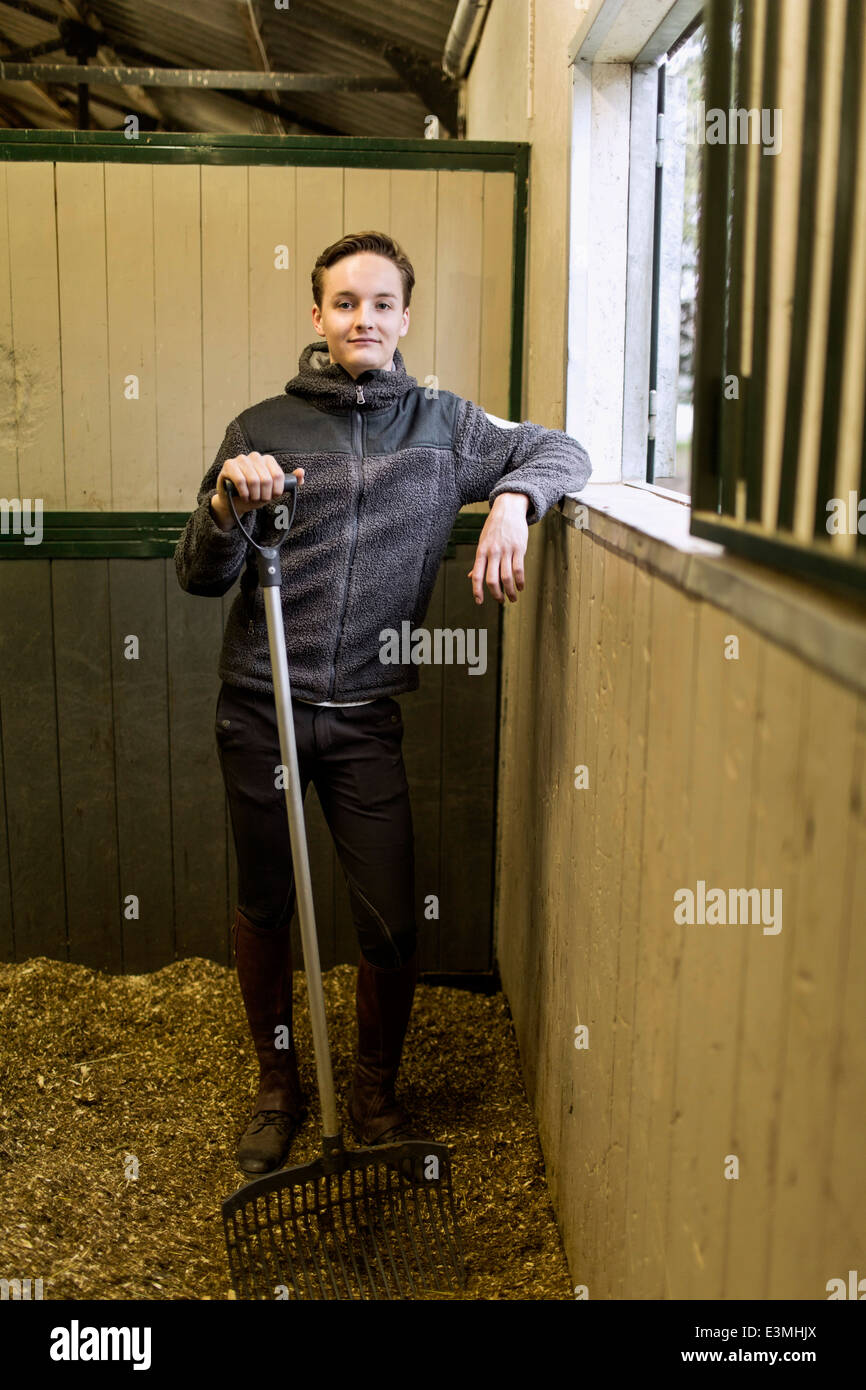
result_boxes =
[646,62,665,485]
[282,1187,315,1299]
[0,62,406,91]
[777,0,825,531]
[741,0,780,524]
[263,581,339,1138]
[720,0,750,517]
[690,0,735,513]
[813,0,863,542]
[347,1164,381,1298]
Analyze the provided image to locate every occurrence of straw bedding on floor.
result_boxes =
[0,957,573,1300]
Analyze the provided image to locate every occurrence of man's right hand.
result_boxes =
[210,453,305,531]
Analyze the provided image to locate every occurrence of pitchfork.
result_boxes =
[218,473,466,1300]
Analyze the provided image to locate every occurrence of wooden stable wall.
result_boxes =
[0,156,516,507]
[0,137,524,974]
[495,513,866,1300]
[0,546,498,976]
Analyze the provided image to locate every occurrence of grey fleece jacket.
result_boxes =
[174,340,592,702]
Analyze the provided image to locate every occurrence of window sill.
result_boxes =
[558,483,866,699]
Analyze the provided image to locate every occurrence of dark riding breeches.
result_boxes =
[214,681,417,969]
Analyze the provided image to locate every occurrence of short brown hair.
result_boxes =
[312,231,415,311]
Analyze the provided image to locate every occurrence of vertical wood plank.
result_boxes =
[293,167,343,363]
[52,559,120,968]
[723,639,807,1296]
[820,693,866,1284]
[0,562,66,958]
[0,161,18,498]
[564,526,597,1281]
[439,544,500,972]
[550,515,587,1285]
[435,170,483,402]
[605,557,652,1296]
[665,603,759,1298]
[768,666,857,1296]
[167,581,227,962]
[154,164,203,508]
[343,168,391,235]
[105,164,157,510]
[55,162,111,508]
[625,575,697,1296]
[480,172,515,419]
[390,169,437,390]
[202,165,250,464]
[5,162,63,506]
[248,165,297,406]
[109,559,174,972]
[574,532,607,1281]
[591,542,637,1294]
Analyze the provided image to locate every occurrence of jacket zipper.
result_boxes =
[327,381,366,697]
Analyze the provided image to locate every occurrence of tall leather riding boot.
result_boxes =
[232,908,306,1174]
[348,949,420,1146]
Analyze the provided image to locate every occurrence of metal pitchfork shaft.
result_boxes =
[222,475,340,1140]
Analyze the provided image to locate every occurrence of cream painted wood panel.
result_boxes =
[343,167,391,239]
[293,166,342,363]
[201,166,250,466]
[390,170,437,394]
[154,165,202,511]
[480,172,514,421]
[105,164,157,511]
[436,169,483,405]
[2,160,515,511]
[0,161,16,497]
[56,163,111,509]
[4,163,64,507]
[248,165,297,407]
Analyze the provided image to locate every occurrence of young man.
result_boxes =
[174,231,592,1175]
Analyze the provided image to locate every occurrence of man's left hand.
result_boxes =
[466,493,529,605]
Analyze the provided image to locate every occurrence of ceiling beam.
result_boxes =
[0,62,407,91]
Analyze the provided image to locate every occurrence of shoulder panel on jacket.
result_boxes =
[237,394,352,455]
[364,388,460,455]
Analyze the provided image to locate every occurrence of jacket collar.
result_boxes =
[284,339,417,410]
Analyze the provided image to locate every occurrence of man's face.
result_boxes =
[311,252,410,378]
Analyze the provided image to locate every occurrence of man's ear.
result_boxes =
[399,307,410,338]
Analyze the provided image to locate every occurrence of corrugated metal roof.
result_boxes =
[0,0,461,136]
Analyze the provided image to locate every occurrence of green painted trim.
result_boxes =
[0,130,525,153]
[0,129,528,172]
[0,510,487,559]
[509,144,530,422]
[690,511,866,600]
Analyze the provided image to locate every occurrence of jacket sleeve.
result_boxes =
[174,418,263,597]
[452,397,592,525]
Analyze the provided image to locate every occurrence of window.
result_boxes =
[646,16,706,496]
